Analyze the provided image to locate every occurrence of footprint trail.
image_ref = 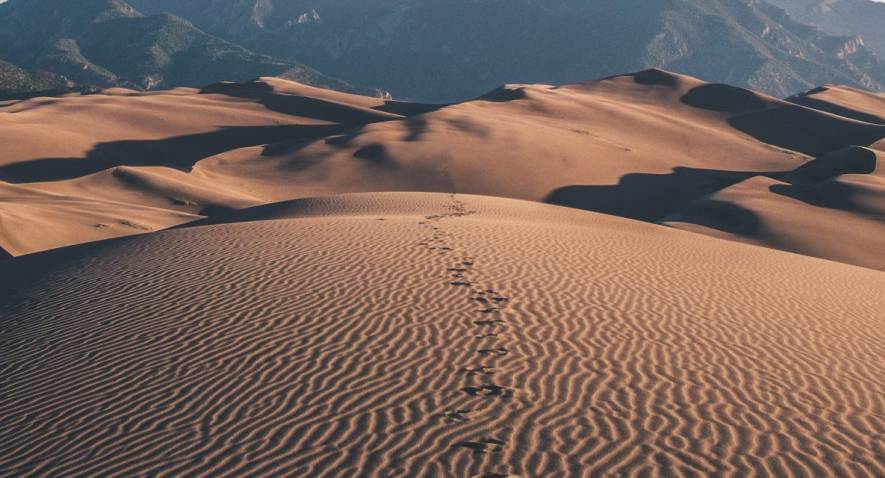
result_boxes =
[416,194,521,478]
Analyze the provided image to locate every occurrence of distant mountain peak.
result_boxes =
[5,0,885,102]
[121,0,885,101]
[0,0,372,97]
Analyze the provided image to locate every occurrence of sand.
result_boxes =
[2,70,883,270]
[1,70,884,476]
[788,85,885,125]
[664,145,885,271]
[0,78,420,255]
[1,192,882,477]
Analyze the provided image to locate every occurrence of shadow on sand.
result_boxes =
[201,81,443,121]
[544,166,780,223]
[681,83,885,157]
[0,124,351,183]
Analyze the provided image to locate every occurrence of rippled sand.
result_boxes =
[2,193,882,477]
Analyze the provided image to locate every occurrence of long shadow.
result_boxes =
[788,146,878,184]
[663,199,761,236]
[1,81,443,183]
[788,93,885,125]
[681,83,885,156]
[729,107,885,157]
[547,148,882,238]
[0,124,350,183]
[633,69,680,87]
[544,166,782,222]
[201,81,443,123]
[373,100,445,116]
[681,83,768,113]
[770,181,859,211]
[771,146,880,213]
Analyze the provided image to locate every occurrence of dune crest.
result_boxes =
[1,69,883,270]
[1,192,883,477]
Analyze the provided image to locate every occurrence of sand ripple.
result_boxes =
[1,193,883,477]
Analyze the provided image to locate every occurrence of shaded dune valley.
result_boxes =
[1,70,884,477]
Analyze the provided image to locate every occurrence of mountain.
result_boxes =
[767,0,885,60]
[126,0,885,101]
[0,59,74,99]
[0,0,367,96]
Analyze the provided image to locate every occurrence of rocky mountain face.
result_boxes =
[0,0,365,97]
[767,0,885,60]
[0,59,74,99]
[5,0,885,102]
[127,0,885,101]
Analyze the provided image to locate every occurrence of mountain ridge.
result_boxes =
[126,0,885,101]
[767,0,885,60]
[0,0,374,97]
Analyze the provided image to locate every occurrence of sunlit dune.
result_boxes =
[1,193,883,477]
[1,65,884,477]
[2,70,883,271]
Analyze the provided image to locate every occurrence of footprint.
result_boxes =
[478,347,509,357]
[462,365,495,376]
[450,281,472,287]
[451,437,507,454]
[474,319,505,327]
[461,385,513,398]
[437,409,472,423]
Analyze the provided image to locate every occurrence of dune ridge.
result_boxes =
[788,85,885,125]
[1,70,884,270]
[1,193,883,477]
[664,145,885,271]
[0,77,430,255]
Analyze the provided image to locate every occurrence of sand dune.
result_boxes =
[788,85,885,125]
[664,146,885,270]
[0,181,200,256]
[1,69,883,266]
[0,78,426,254]
[0,70,885,267]
[1,193,882,477]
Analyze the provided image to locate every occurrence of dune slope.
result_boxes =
[664,146,885,270]
[1,70,883,271]
[788,84,885,125]
[0,77,422,255]
[1,193,883,477]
